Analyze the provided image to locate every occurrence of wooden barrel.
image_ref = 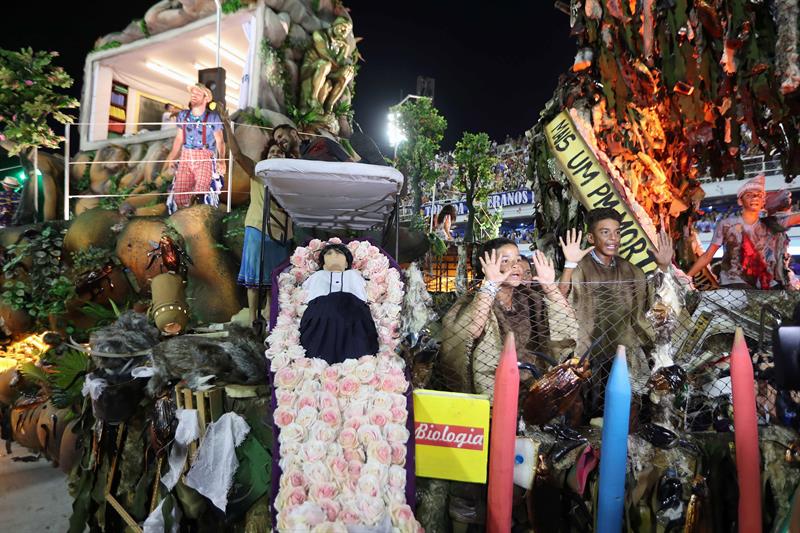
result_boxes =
[149,272,189,335]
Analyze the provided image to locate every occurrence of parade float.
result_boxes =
[1,0,800,531]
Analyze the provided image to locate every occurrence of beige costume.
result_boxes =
[440,285,577,402]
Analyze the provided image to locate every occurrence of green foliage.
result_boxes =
[72,151,95,194]
[137,19,150,38]
[237,107,273,129]
[222,0,244,13]
[71,245,115,272]
[428,233,447,257]
[391,98,447,217]
[19,361,50,387]
[97,172,133,210]
[48,349,91,409]
[452,132,498,242]
[92,41,122,53]
[333,100,353,120]
[1,225,74,324]
[286,102,324,130]
[0,48,79,156]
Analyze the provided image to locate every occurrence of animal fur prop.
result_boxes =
[146,323,266,395]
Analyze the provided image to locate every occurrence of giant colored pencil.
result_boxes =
[487,333,519,533]
[730,327,762,533]
[596,345,631,533]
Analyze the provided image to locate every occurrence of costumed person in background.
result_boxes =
[164,84,226,210]
[160,103,179,130]
[687,175,800,289]
[218,110,292,326]
[434,204,457,241]
[272,124,302,158]
[237,142,291,325]
[0,176,20,227]
[558,208,674,415]
[299,243,379,363]
[440,237,577,401]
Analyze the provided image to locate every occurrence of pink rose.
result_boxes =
[357,424,381,446]
[279,441,301,462]
[337,498,361,524]
[340,358,359,373]
[384,423,410,444]
[320,406,341,428]
[366,283,385,302]
[390,443,407,466]
[323,380,339,395]
[279,422,306,446]
[273,406,295,428]
[282,485,307,507]
[367,440,393,465]
[339,376,360,397]
[391,393,407,408]
[343,415,368,431]
[317,391,338,410]
[368,409,392,427]
[328,237,342,244]
[309,481,338,503]
[338,427,359,449]
[269,353,290,371]
[370,392,392,411]
[390,406,408,424]
[308,239,323,251]
[283,501,325,528]
[296,406,318,428]
[347,459,363,480]
[356,474,381,498]
[388,465,406,490]
[302,440,327,463]
[354,358,377,383]
[297,393,317,410]
[344,448,366,463]
[327,456,348,478]
[357,495,386,525]
[371,270,388,284]
[290,250,308,267]
[390,503,417,528]
[280,467,308,489]
[316,498,341,523]
[275,366,303,389]
[322,366,339,381]
[310,421,336,443]
[343,400,367,420]
[302,460,332,483]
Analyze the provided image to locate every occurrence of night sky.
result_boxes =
[0,1,575,151]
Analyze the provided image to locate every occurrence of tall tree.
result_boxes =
[0,48,78,222]
[453,132,497,243]
[391,97,446,227]
[0,48,78,156]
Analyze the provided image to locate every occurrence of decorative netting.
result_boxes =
[411,271,800,431]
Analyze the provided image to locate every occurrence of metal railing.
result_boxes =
[697,154,784,183]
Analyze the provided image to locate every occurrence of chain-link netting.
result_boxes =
[413,271,800,431]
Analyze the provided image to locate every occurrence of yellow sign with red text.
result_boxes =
[413,389,490,483]
[545,110,659,273]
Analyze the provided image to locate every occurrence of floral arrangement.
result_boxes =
[266,238,422,532]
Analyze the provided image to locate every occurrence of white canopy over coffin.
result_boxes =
[254,158,404,230]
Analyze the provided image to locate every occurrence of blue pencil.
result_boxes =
[596,345,632,533]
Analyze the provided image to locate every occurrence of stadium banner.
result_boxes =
[422,189,533,218]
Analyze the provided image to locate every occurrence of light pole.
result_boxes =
[386,94,425,158]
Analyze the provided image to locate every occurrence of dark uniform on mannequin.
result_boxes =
[299,244,379,363]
